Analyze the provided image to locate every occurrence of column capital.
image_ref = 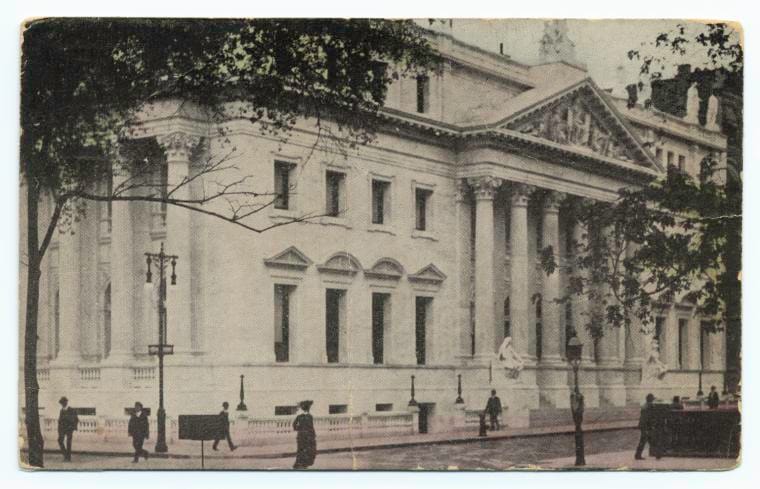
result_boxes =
[157,132,201,161]
[542,190,566,213]
[454,179,471,203]
[510,183,534,207]
[467,176,503,200]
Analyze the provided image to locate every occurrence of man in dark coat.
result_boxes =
[293,400,316,469]
[485,389,503,431]
[128,402,150,463]
[707,385,721,409]
[635,393,659,460]
[57,396,78,462]
[212,401,237,451]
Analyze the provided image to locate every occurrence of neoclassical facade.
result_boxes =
[22,28,729,432]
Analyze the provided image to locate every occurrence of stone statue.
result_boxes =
[685,82,700,124]
[590,124,610,155]
[706,94,720,131]
[642,338,668,381]
[570,100,590,146]
[496,337,525,379]
[548,108,568,144]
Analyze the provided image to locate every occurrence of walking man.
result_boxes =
[212,401,237,451]
[485,389,503,431]
[57,396,78,462]
[635,393,659,460]
[128,402,149,463]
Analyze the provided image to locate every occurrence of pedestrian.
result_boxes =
[57,396,78,462]
[127,402,149,463]
[293,400,316,469]
[707,385,720,409]
[212,401,237,451]
[634,393,659,460]
[485,389,503,431]
[478,411,488,437]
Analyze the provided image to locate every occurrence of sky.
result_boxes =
[432,19,737,95]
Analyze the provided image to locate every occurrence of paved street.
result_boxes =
[28,428,734,471]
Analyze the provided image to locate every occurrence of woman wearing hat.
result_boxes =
[292,400,316,469]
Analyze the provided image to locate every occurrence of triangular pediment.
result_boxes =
[264,246,312,271]
[408,264,446,284]
[499,82,660,170]
[365,258,405,280]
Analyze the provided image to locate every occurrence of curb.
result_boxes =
[30,421,638,460]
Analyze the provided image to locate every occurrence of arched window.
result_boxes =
[103,284,112,358]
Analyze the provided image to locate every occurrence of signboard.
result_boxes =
[178,414,225,441]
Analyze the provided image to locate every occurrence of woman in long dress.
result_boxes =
[293,400,316,469]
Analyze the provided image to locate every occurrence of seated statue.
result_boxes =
[496,337,525,379]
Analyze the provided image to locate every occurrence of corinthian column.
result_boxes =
[55,217,82,364]
[455,179,473,357]
[468,176,502,359]
[540,191,564,365]
[571,218,595,364]
[158,132,200,356]
[509,183,533,361]
[109,169,136,362]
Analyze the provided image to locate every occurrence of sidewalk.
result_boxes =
[30,419,637,460]
[536,450,739,471]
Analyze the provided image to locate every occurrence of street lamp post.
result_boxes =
[566,336,585,466]
[145,242,177,453]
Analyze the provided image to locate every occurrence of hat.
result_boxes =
[298,400,313,411]
[646,393,655,403]
[59,396,68,405]
[134,402,143,409]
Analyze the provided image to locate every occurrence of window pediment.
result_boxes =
[264,246,312,271]
[408,264,446,285]
[317,252,363,276]
[365,258,405,281]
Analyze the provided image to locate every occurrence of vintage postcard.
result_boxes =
[18,18,741,471]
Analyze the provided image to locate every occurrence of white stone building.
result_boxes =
[22,27,729,437]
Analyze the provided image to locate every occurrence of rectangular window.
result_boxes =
[655,147,663,163]
[274,161,294,210]
[329,404,348,415]
[415,188,433,231]
[416,75,429,114]
[655,316,665,343]
[678,154,686,173]
[372,293,390,364]
[274,284,295,362]
[415,297,432,365]
[678,318,688,369]
[275,405,298,416]
[667,151,675,167]
[565,302,574,347]
[535,300,543,360]
[326,289,346,363]
[371,179,391,224]
[325,171,346,217]
[503,296,511,339]
[375,403,393,412]
[700,321,710,369]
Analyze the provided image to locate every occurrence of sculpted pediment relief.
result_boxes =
[505,90,644,164]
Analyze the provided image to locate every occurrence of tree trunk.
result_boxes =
[23,183,44,467]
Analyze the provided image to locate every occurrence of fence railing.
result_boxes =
[31,411,414,446]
